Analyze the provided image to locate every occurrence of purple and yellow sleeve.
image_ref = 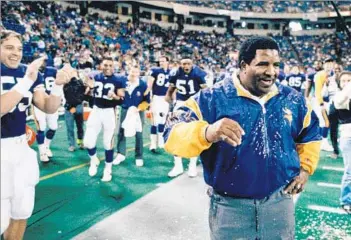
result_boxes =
[314,71,327,105]
[164,97,212,158]
[296,101,321,175]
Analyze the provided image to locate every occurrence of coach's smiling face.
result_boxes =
[240,49,280,97]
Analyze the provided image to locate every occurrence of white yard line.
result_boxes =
[321,166,345,172]
[307,205,347,215]
[317,182,342,189]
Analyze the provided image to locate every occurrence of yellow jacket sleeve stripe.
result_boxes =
[302,101,312,130]
[296,141,321,175]
[164,121,212,158]
[183,98,203,120]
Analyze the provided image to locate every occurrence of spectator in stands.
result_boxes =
[164,36,321,239]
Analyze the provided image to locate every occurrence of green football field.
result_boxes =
[24,118,350,240]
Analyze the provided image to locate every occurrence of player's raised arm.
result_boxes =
[165,68,178,104]
[147,68,155,89]
[33,63,76,114]
[1,56,47,117]
[199,69,208,89]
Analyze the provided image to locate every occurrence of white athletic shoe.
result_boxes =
[136,159,144,167]
[101,168,112,182]
[321,139,333,152]
[168,165,184,178]
[113,153,126,165]
[88,157,100,177]
[46,148,53,158]
[187,166,198,178]
[40,153,50,162]
[187,158,198,178]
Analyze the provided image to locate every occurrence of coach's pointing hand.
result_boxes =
[205,118,245,146]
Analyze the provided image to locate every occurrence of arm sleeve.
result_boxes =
[168,69,178,86]
[296,99,322,175]
[198,70,207,85]
[32,72,45,92]
[149,69,156,79]
[164,90,212,158]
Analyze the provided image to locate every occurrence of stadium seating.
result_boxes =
[1,1,350,71]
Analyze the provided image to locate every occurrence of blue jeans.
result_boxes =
[340,137,351,206]
[64,104,84,148]
[208,186,295,240]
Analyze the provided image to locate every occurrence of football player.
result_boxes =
[285,65,307,94]
[1,30,74,239]
[33,61,59,162]
[147,56,171,152]
[164,53,208,178]
[305,60,323,99]
[312,58,335,151]
[83,57,126,182]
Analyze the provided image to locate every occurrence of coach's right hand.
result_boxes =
[205,118,245,147]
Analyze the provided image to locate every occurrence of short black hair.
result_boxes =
[159,55,169,62]
[180,51,193,60]
[239,36,280,66]
[323,57,334,64]
[102,56,113,62]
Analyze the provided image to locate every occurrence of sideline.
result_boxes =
[39,143,151,181]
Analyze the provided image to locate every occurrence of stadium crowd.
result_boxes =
[1,1,351,239]
[1,1,351,77]
[174,1,351,13]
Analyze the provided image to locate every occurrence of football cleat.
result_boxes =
[40,153,50,163]
[101,168,112,182]
[136,159,144,167]
[113,153,126,165]
[46,148,53,158]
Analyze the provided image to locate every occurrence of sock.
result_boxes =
[87,147,97,157]
[45,129,56,147]
[36,130,45,145]
[38,144,46,154]
[105,162,112,171]
[158,124,165,133]
[151,125,157,134]
[105,149,114,163]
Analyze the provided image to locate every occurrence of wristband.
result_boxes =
[12,78,33,96]
[51,83,64,97]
